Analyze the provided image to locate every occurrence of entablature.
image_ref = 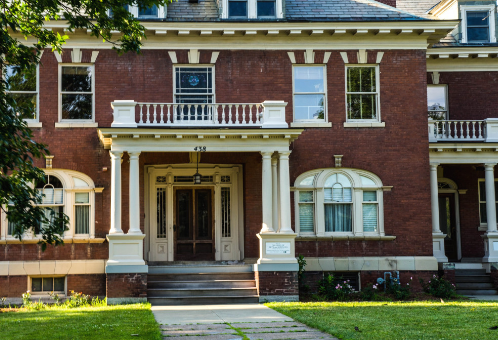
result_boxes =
[429,142,498,164]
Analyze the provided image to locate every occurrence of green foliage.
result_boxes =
[419,274,457,299]
[297,254,306,283]
[385,276,412,300]
[317,274,355,301]
[21,291,32,306]
[0,0,171,249]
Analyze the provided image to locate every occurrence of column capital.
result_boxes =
[128,151,141,159]
[260,151,273,158]
[110,151,123,159]
[484,163,497,169]
[278,151,292,158]
[429,162,440,169]
[271,156,278,165]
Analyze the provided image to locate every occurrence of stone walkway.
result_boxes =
[152,304,338,340]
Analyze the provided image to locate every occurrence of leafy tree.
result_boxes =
[0,0,171,249]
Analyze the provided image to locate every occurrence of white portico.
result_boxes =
[98,127,303,274]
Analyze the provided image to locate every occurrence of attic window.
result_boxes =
[467,11,490,42]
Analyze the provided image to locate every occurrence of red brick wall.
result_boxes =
[428,71,498,120]
[67,274,106,297]
[256,271,299,296]
[0,276,28,297]
[106,273,147,298]
[0,243,108,261]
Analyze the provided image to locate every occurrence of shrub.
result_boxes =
[0,297,6,307]
[49,291,62,305]
[419,274,456,299]
[65,291,92,308]
[297,254,306,284]
[361,284,379,301]
[317,274,355,301]
[22,291,32,306]
[386,276,412,300]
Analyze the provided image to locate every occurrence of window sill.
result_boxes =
[297,235,396,241]
[27,122,43,128]
[55,122,98,128]
[290,122,332,128]
[343,122,385,128]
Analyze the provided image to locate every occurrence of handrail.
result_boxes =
[429,120,486,142]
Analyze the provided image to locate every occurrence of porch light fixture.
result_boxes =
[194,151,202,185]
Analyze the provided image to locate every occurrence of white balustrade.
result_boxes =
[429,120,486,142]
[136,102,265,126]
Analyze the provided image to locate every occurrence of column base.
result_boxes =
[482,232,498,262]
[433,233,448,263]
[256,233,298,265]
[107,234,146,266]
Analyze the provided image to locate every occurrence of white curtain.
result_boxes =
[75,205,89,234]
[325,204,352,232]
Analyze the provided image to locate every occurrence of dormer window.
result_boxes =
[109,4,165,19]
[229,0,247,18]
[461,5,496,43]
[223,0,282,19]
[257,0,276,17]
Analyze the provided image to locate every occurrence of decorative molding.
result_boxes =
[431,71,440,85]
[334,155,343,168]
[45,155,54,169]
[376,51,384,63]
[357,49,367,64]
[71,48,82,63]
[323,51,331,64]
[168,51,177,64]
[90,51,99,63]
[95,187,104,193]
[54,51,62,63]
[287,51,296,64]
[188,49,200,64]
[210,51,220,64]
[382,186,393,192]
[340,52,349,64]
[304,49,314,64]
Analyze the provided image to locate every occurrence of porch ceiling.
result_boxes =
[429,143,498,164]
[98,128,303,152]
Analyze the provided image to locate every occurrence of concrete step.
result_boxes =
[457,289,498,295]
[148,295,259,306]
[455,275,493,283]
[455,269,487,276]
[456,282,495,289]
[148,264,253,274]
[147,287,258,297]
[148,280,256,289]
[148,272,255,281]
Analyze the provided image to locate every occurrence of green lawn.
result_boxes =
[267,301,498,340]
[0,303,162,340]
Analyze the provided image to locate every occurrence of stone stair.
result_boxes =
[147,263,259,305]
[455,269,498,295]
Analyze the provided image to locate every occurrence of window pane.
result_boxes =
[294,67,324,93]
[299,191,313,202]
[139,5,158,17]
[294,94,324,120]
[62,94,93,119]
[5,65,36,91]
[300,175,315,186]
[363,203,378,232]
[325,188,352,202]
[299,204,314,232]
[54,277,65,291]
[467,11,489,26]
[324,174,351,187]
[347,94,377,120]
[229,0,247,17]
[468,27,489,42]
[257,0,275,17]
[61,67,92,92]
[325,204,352,232]
[176,68,213,94]
[75,192,89,204]
[363,191,377,201]
[8,220,16,235]
[427,86,447,111]
[347,67,376,93]
[75,205,90,234]
[43,277,53,291]
[480,181,486,201]
[32,278,42,292]
[480,202,487,223]
[360,176,376,186]
[8,93,37,120]
[73,177,89,187]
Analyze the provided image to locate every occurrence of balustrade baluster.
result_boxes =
[242,105,247,124]
[160,105,164,124]
[214,105,219,124]
[153,104,158,124]
[235,105,240,124]
[478,121,482,138]
[139,104,144,124]
[227,105,232,124]
[180,104,184,122]
[256,104,261,124]
[168,105,173,123]
[146,104,151,124]
[470,121,476,139]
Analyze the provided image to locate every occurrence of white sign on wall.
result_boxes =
[266,242,291,255]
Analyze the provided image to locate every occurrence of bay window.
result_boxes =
[295,169,385,236]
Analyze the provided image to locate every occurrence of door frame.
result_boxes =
[438,177,462,261]
[145,164,243,262]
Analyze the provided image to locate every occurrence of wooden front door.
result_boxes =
[174,188,214,261]
[439,193,458,261]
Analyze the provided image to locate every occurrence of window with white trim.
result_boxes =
[59,65,94,121]
[31,276,65,294]
[293,66,326,122]
[346,65,380,122]
[109,4,165,19]
[427,85,448,120]
[2,170,96,240]
[294,169,384,236]
[460,5,496,43]
[5,64,38,122]
[223,0,281,18]
[478,179,498,225]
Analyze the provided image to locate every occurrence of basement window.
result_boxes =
[31,277,65,294]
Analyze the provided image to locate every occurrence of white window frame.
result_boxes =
[345,64,381,123]
[173,65,216,105]
[294,169,384,237]
[478,178,498,228]
[4,64,39,125]
[108,5,166,19]
[58,63,95,123]
[29,276,66,296]
[0,169,96,241]
[292,65,327,123]
[460,5,496,43]
[427,84,449,120]
[221,0,283,19]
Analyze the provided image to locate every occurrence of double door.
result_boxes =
[174,188,215,261]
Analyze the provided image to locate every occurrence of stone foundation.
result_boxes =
[255,271,299,302]
[106,273,147,304]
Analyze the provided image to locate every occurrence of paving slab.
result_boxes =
[246,332,335,340]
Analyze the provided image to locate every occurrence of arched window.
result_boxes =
[3,169,96,240]
[294,168,385,236]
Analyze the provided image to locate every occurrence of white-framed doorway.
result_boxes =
[144,164,244,262]
[438,177,462,261]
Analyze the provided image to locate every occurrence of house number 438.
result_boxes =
[194,146,207,152]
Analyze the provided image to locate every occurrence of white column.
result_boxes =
[260,152,273,233]
[430,163,441,233]
[485,163,497,232]
[278,151,293,233]
[128,152,142,234]
[271,156,279,232]
[109,151,123,234]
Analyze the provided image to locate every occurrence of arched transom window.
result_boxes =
[294,168,385,236]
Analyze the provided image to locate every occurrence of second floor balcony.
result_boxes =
[428,119,498,143]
